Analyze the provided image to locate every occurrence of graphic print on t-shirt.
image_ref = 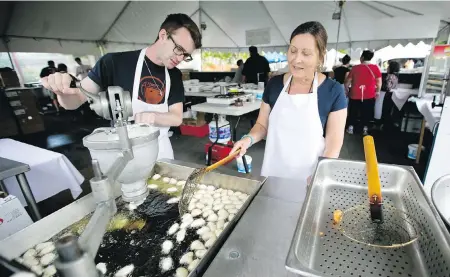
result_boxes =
[139,76,165,104]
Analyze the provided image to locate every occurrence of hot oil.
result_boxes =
[54,189,195,277]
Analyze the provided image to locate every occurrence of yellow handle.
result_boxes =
[205,149,241,172]
[363,136,382,203]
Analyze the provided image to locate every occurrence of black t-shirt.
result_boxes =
[333,66,350,84]
[242,54,271,84]
[88,50,184,106]
[40,66,56,78]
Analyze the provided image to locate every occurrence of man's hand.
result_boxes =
[135,112,156,125]
[41,73,79,95]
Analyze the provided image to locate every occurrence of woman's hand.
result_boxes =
[230,137,252,158]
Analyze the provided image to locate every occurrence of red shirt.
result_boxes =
[348,63,381,100]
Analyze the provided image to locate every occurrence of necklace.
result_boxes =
[288,73,315,94]
[144,57,165,96]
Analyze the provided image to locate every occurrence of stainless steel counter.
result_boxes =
[203,176,306,277]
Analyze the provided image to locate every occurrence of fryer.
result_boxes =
[286,158,450,277]
[0,160,265,277]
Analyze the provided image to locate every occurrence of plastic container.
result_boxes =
[209,115,231,144]
[237,155,252,173]
[180,124,209,137]
[407,144,425,159]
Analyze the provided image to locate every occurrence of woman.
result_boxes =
[344,50,382,135]
[380,61,400,128]
[332,54,351,85]
[231,21,347,183]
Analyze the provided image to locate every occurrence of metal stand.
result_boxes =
[16,173,41,221]
[0,179,8,195]
[53,86,135,277]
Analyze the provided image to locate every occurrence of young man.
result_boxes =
[41,13,202,159]
[74,57,92,80]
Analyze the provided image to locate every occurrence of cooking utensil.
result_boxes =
[337,136,420,248]
[286,158,450,277]
[179,149,242,216]
[363,135,383,222]
[431,174,450,226]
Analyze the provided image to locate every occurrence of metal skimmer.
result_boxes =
[179,168,205,216]
[337,204,420,248]
[179,150,242,216]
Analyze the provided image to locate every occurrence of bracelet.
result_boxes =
[241,134,254,146]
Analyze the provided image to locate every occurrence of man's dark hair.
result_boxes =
[237,59,243,66]
[341,55,351,65]
[57,63,68,72]
[249,46,258,56]
[75,57,81,63]
[388,61,400,74]
[361,50,374,62]
[48,60,55,67]
[159,13,202,49]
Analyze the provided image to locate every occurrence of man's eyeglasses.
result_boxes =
[168,34,193,62]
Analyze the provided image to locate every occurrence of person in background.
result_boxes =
[75,57,92,80]
[231,21,347,184]
[380,61,400,128]
[40,61,59,113]
[41,13,202,160]
[242,46,270,84]
[345,50,382,135]
[332,54,351,85]
[232,59,244,84]
[39,60,56,78]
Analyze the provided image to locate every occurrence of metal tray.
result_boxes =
[0,159,265,276]
[286,158,450,277]
[431,174,450,226]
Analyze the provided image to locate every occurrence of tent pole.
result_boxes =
[199,1,203,72]
[2,38,15,70]
[97,41,105,56]
[335,1,345,65]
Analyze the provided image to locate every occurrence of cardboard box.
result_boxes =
[0,195,33,240]
[182,112,206,126]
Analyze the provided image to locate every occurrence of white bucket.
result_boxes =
[237,155,252,173]
[407,144,425,160]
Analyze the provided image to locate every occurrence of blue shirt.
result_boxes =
[262,74,347,132]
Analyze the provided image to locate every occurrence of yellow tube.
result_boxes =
[363,136,382,203]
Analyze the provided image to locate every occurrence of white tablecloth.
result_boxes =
[392,88,419,110]
[0,139,84,206]
[191,100,262,116]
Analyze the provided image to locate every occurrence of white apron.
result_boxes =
[132,48,174,160]
[261,73,325,182]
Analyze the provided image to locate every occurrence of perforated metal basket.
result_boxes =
[286,158,450,277]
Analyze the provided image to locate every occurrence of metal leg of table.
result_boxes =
[233,116,241,142]
[0,179,9,195]
[15,173,42,221]
[416,119,426,164]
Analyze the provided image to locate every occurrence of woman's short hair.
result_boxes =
[290,21,328,65]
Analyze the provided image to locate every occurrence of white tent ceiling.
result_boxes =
[0,1,448,56]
